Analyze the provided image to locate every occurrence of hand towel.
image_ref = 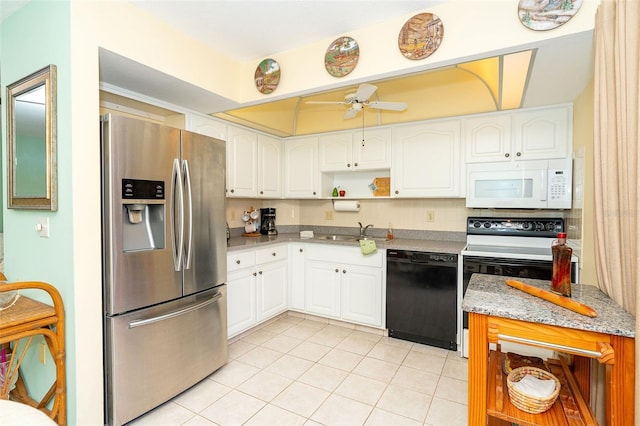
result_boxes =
[360,239,377,255]
[513,374,556,398]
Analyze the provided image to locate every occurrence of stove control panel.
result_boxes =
[467,217,564,238]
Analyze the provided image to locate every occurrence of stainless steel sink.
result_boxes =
[314,235,358,241]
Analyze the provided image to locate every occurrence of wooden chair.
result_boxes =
[0,272,66,425]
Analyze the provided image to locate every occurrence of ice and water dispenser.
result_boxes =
[121,179,166,251]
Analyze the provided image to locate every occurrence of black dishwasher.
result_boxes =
[386,250,457,350]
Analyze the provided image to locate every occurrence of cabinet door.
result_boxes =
[284,136,319,198]
[186,114,227,141]
[464,114,512,163]
[304,260,340,318]
[288,244,306,311]
[392,119,462,197]
[353,127,392,170]
[319,132,353,171]
[227,125,258,197]
[340,265,382,327]
[514,105,570,160]
[256,260,288,321]
[227,269,257,337]
[257,134,282,198]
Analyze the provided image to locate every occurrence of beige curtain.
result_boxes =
[593,0,639,423]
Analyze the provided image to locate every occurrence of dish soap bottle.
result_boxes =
[551,232,572,297]
[386,223,394,240]
[332,187,339,197]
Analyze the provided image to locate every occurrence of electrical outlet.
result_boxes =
[324,211,334,221]
[426,210,435,222]
[230,210,236,221]
[39,341,47,365]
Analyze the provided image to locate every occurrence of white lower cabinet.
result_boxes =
[304,244,384,328]
[288,243,307,311]
[226,245,288,337]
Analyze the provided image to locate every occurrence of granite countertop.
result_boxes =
[462,273,635,338]
[227,232,466,254]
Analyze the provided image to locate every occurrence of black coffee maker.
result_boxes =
[260,208,277,235]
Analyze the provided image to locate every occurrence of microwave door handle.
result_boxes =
[540,169,548,201]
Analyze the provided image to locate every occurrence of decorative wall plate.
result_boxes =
[254,58,280,94]
[398,13,444,60]
[325,36,360,77]
[518,0,583,31]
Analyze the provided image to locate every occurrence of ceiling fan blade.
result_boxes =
[343,108,359,119]
[368,101,408,111]
[354,84,377,102]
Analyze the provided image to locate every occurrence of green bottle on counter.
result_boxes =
[332,187,339,197]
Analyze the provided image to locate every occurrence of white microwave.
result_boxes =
[466,159,572,209]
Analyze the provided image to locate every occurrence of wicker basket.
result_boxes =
[507,366,560,414]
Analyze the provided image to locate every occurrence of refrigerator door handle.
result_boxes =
[171,158,185,271]
[183,159,193,269]
[127,292,223,328]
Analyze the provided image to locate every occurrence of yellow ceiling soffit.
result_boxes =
[215,51,535,137]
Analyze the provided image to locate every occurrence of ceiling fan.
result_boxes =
[306,83,408,119]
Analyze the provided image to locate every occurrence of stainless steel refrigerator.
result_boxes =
[100,114,228,426]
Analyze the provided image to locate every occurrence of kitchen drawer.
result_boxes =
[227,250,256,272]
[256,244,288,264]
[306,244,383,268]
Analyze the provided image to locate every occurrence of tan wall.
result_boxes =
[570,79,597,285]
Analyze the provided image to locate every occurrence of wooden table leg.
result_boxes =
[607,335,635,426]
[468,313,489,426]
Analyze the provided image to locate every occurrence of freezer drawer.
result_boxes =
[105,286,227,426]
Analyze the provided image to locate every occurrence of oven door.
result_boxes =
[460,255,578,357]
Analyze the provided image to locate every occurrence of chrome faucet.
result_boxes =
[358,222,374,238]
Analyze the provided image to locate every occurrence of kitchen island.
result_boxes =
[462,274,635,426]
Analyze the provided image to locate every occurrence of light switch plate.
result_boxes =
[36,217,50,238]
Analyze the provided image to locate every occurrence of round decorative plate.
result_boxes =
[254,58,281,94]
[324,36,360,78]
[398,13,444,60]
[518,0,583,31]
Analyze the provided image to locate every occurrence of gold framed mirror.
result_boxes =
[6,64,57,210]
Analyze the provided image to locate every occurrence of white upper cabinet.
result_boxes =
[464,114,512,163]
[186,113,227,141]
[257,134,282,198]
[226,125,258,197]
[514,104,571,161]
[392,119,463,198]
[353,127,392,170]
[319,132,353,171]
[284,136,319,198]
[319,128,391,172]
[465,105,571,163]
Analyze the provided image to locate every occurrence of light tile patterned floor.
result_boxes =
[129,314,468,426]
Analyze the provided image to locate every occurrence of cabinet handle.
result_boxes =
[313,191,316,195]
[347,163,351,167]
[260,190,264,194]
[516,152,522,157]
[354,162,358,167]
[236,260,241,264]
[504,153,510,158]
[259,271,263,275]
[253,272,257,276]
[342,269,346,274]
[395,190,399,195]
[299,248,303,253]
[335,269,339,273]
[230,189,235,193]
[272,252,276,256]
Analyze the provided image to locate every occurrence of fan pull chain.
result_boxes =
[361,108,365,147]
